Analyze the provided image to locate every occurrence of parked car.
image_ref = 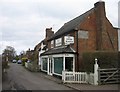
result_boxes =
[17,60,22,64]
[12,60,17,63]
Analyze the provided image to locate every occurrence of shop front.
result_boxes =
[40,46,76,76]
[41,54,75,76]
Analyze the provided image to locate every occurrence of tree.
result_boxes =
[2,46,16,62]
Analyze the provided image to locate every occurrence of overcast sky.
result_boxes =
[0,0,119,54]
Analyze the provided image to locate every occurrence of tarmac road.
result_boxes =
[3,63,74,90]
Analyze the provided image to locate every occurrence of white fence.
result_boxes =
[62,71,87,83]
[62,58,98,85]
[62,58,119,85]
[62,71,95,85]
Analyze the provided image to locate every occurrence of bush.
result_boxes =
[21,58,28,66]
[82,51,119,73]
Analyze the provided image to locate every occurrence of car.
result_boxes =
[12,60,17,63]
[17,60,22,64]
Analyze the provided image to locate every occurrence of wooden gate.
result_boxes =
[98,68,120,84]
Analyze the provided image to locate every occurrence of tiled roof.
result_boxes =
[41,46,76,56]
[49,8,94,41]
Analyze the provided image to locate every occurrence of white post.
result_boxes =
[73,56,75,72]
[47,58,49,75]
[94,58,99,85]
[63,55,65,71]
[62,70,65,83]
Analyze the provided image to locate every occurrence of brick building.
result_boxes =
[39,1,118,76]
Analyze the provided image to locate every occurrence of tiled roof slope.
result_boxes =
[41,46,76,56]
[49,8,94,41]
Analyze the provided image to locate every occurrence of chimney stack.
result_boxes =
[94,1,106,50]
[45,27,54,40]
[94,1,106,17]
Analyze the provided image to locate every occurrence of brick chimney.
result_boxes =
[45,27,54,40]
[94,1,106,50]
[94,1,106,18]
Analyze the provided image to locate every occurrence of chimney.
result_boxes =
[45,27,54,40]
[94,1,106,50]
[94,1,106,17]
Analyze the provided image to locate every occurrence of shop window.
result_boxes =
[65,57,73,71]
[54,57,63,74]
[42,58,48,71]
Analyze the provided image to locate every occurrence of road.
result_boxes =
[3,63,74,90]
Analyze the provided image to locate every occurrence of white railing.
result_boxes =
[62,71,96,84]
[62,71,87,83]
[62,58,99,85]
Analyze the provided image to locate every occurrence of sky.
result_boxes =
[0,0,120,55]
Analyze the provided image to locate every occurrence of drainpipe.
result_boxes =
[76,30,79,72]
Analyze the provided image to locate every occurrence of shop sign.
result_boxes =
[64,36,74,45]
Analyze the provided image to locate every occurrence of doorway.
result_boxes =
[65,57,73,71]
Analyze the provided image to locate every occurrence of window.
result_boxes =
[65,57,73,71]
[78,30,88,39]
[55,38,62,47]
[42,58,48,71]
[54,57,63,74]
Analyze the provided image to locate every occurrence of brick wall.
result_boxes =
[75,1,118,71]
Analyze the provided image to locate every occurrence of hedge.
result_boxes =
[82,51,119,73]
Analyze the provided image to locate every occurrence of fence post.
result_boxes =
[62,70,65,83]
[94,58,99,85]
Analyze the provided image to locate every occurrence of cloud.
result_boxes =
[0,0,119,54]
